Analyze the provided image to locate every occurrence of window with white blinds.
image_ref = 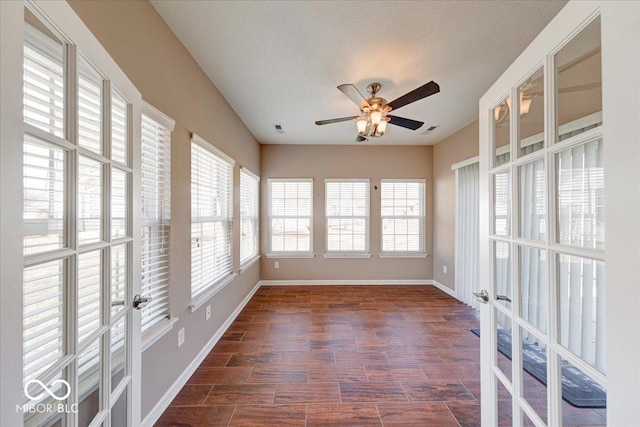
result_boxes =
[141,105,174,336]
[380,179,426,255]
[325,179,370,255]
[191,135,234,300]
[240,168,259,266]
[267,179,313,256]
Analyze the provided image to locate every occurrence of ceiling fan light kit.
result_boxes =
[315,80,440,142]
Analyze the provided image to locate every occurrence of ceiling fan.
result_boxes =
[315,81,440,142]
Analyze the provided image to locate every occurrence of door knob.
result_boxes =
[133,294,152,310]
[473,289,489,304]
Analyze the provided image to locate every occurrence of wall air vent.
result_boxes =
[273,124,284,134]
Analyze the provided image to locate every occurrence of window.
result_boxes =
[190,134,234,302]
[380,179,426,256]
[141,104,174,336]
[267,178,313,257]
[240,167,259,267]
[325,179,370,256]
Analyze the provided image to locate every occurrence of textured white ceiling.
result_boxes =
[150,0,567,145]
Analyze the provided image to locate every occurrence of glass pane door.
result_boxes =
[21,4,137,426]
[481,11,606,427]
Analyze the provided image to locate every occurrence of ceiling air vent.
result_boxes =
[273,124,284,134]
[422,124,440,134]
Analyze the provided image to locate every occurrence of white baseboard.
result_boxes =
[259,279,432,286]
[141,282,261,427]
[429,279,458,299]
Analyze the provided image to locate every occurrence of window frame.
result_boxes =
[140,101,176,348]
[239,166,260,271]
[324,178,371,258]
[266,178,314,259]
[379,178,427,258]
[189,133,235,311]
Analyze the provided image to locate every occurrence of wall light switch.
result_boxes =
[443,265,448,274]
[178,328,185,348]
[205,305,211,320]
[274,261,279,269]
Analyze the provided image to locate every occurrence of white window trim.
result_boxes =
[239,254,261,273]
[189,273,236,312]
[267,178,314,258]
[239,166,260,267]
[324,178,371,257]
[141,317,179,352]
[140,103,174,341]
[189,134,235,305]
[380,178,427,257]
[142,100,175,131]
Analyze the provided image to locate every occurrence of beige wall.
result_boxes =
[260,144,433,281]
[432,120,479,291]
[68,0,261,418]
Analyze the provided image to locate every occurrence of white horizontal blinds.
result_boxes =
[141,111,172,334]
[111,167,128,239]
[269,179,313,254]
[240,168,259,265]
[78,56,103,155]
[455,162,480,308]
[111,89,128,165]
[78,250,102,345]
[78,155,102,244]
[493,171,510,236]
[23,260,65,383]
[556,139,604,249]
[380,180,425,253]
[191,137,234,298]
[111,245,127,318]
[23,24,64,138]
[558,254,606,372]
[325,179,370,253]
[23,136,66,255]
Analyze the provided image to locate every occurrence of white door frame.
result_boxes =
[0,1,142,425]
[479,1,640,426]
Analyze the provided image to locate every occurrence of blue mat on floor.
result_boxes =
[471,329,606,408]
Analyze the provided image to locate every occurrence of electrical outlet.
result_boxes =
[205,305,211,320]
[177,327,185,348]
[443,265,448,274]
[274,261,279,269]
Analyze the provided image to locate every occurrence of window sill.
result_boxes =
[142,317,179,352]
[265,253,315,259]
[239,255,261,273]
[190,273,237,312]
[379,253,428,259]
[323,252,372,259]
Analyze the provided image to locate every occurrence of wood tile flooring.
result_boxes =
[156,285,479,426]
[154,285,603,426]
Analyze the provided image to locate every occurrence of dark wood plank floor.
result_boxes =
[156,285,482,426]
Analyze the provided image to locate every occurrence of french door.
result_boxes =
[1,1,142,426]
[478,3,614,426]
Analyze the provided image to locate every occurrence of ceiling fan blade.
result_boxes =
[338,84,370,108]
[355,135,367,142]
[388,115,424,131]
[315,116,357,126]
[387,81,440,111]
